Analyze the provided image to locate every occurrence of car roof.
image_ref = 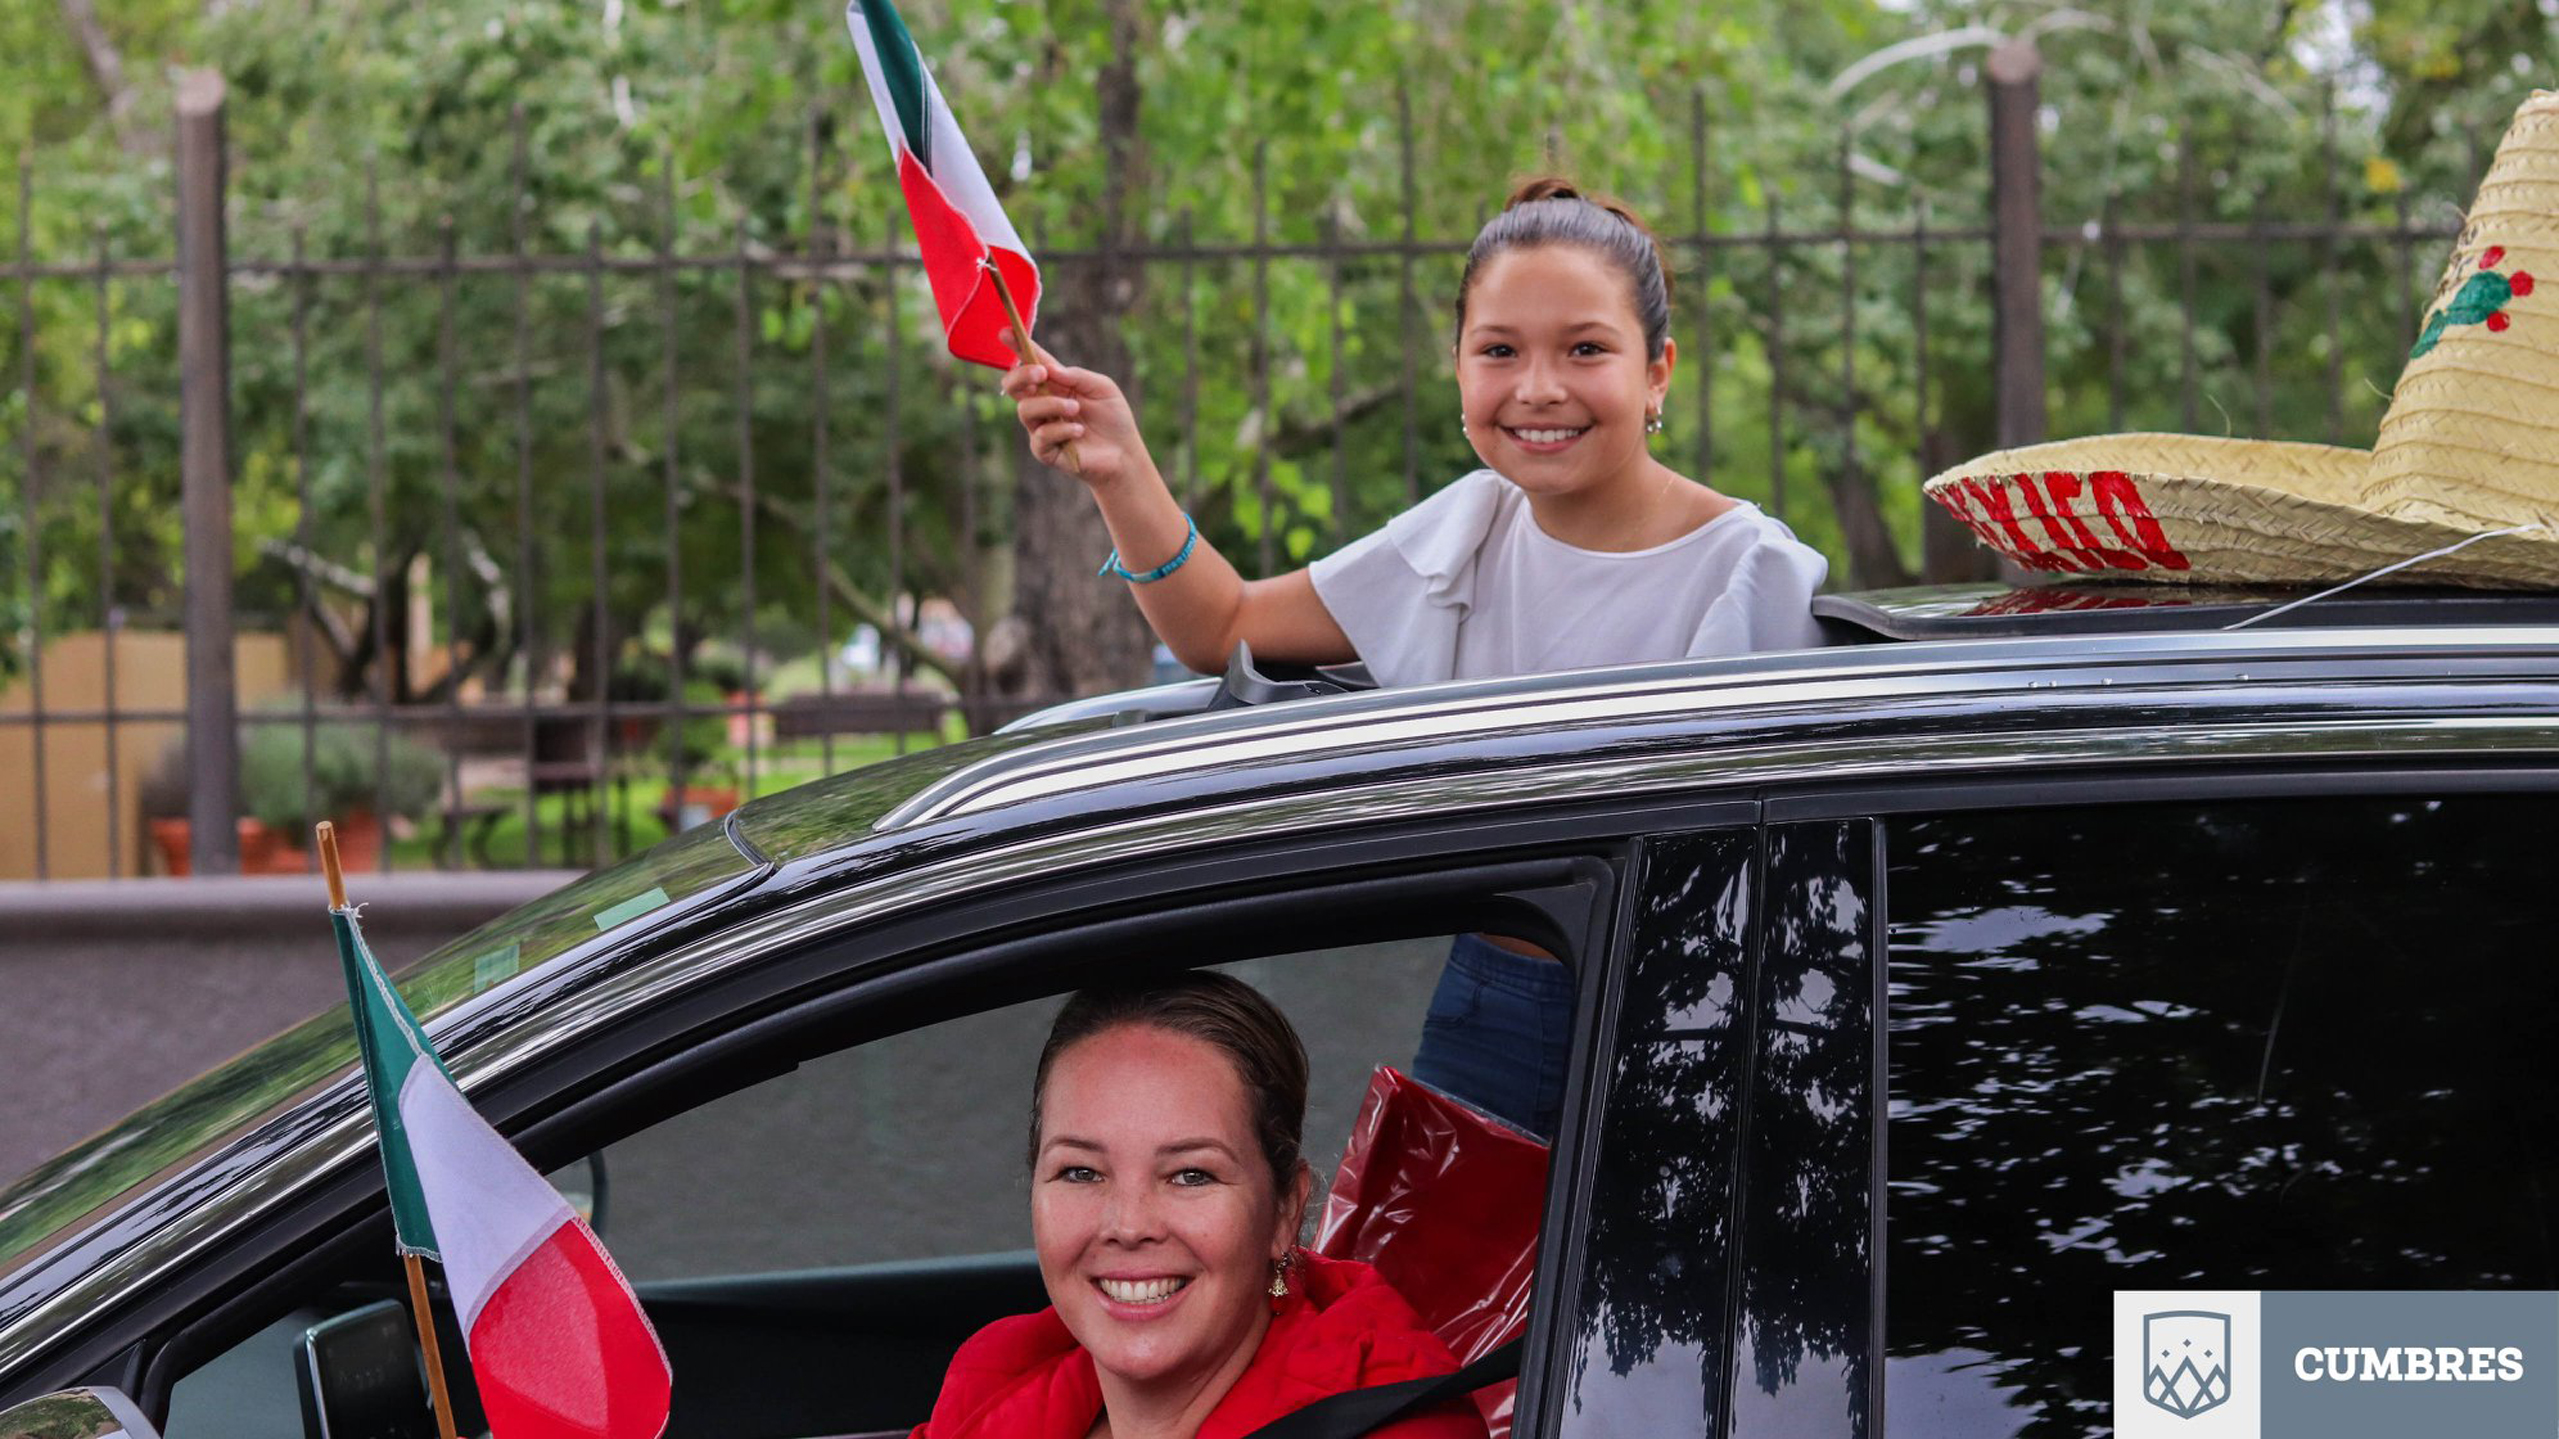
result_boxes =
[8,606,2559,1383]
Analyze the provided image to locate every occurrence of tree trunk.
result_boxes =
[995,0,1156,705]
[1823,464,1916,591]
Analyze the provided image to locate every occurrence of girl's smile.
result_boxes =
[1503,425,1590,453]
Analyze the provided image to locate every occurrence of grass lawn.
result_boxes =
[386,730,954,871]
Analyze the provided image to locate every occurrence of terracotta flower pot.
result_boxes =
[149,817,192,877]
[147,814,378,876]
[237,820,297,874]
[328,809,385,873]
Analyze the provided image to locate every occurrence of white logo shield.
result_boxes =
[2143,1310,2234,1419]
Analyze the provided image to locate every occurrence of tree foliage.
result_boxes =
[1,0,2548,700]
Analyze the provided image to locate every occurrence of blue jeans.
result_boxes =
[1411,933,1575,1140]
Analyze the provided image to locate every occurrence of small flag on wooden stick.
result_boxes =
[320,822,673,1439]
[847,0,1042,370]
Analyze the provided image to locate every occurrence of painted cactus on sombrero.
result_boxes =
[1925,90,2559,589]
[2362,97,2556,535]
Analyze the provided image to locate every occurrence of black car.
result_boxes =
[3,584,2557,1439]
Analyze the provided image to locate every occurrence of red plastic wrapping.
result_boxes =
[1314,1066,1548,1438]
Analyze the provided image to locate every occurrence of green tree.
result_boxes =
[3,0,2545,716]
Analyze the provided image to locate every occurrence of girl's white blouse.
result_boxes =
[1308,468,1830,689]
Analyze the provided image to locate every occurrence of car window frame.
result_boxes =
[114,800,1778,1435]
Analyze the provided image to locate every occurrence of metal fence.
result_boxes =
[0,43,2478,879]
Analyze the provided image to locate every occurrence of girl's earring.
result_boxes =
[1458,412,1469,436]
[1645,408,1666,435]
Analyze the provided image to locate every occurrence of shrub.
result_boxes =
[237,712,446,831]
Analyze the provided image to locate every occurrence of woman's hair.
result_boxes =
[1027,971,1311,1190]
[1455,175,1675,360]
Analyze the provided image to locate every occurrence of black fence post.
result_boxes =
[176,70,239,875]
[1969,37,2048,586]
[1986,40,2046,453]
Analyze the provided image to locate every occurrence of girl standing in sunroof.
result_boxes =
[1003,176,1829,1134]
[1003,175,1827,688]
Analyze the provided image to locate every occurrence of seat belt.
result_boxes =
[1239,1337,1523,1439]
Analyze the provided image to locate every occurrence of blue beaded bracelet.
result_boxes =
[1099,513,1200,584]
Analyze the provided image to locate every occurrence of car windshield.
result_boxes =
[0,820,756,1276]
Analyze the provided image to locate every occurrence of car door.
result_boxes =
[1873,782,2559,1439]
[141,817,1650,1439]
[1667,774,2559,1439]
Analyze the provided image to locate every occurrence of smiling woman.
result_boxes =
[909,974,1487,1439]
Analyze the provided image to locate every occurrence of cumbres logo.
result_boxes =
[1934,470,2195,575]
[2144,1310,2235,1420]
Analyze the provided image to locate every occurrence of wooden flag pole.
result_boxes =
[318,821,463,1439]
[980,258,1078,475]
[403,1257,464,1439]
[318,820,349,910]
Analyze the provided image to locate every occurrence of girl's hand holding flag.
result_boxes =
[843,0,1351,672]
[1002,348,1147,492]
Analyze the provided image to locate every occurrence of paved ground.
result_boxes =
[0,872,571,1188]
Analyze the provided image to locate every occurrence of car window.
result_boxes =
[161,928,1568,1439]
[1881,794,2559,1439]
[599,938,1457,1281]
[1559,828,1756,1439]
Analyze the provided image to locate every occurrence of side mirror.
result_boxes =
[0,1389,164,1439]
[297,1299,443,1439]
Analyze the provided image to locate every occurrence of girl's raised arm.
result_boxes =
[1003,349,1355,675]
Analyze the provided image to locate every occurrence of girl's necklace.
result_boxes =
[1603,465,1679,552]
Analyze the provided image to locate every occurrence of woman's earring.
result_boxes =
[1458,412,1469,437]
[1268,1249,1294,1300]
[1645,408,1665,435]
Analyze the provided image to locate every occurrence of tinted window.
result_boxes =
[587,939,1460,1279]
[1733,821,1876,1439]
[1562,830,1754,1438]
[1883,795,2559,1438]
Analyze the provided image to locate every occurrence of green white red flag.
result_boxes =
[846,0,1041,370]
[335,907,672,1439]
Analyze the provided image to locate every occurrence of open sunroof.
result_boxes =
[1815,583,2559,642]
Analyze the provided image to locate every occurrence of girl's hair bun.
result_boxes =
[1461,175,1675,360]
[1506,175,1585,208]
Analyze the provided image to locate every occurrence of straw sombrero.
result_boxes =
[1926,90,2559,589]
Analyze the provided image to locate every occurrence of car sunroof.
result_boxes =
[1816,583,2559,642]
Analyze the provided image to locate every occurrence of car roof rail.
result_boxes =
[997,644,1379,734]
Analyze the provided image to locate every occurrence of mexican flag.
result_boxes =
[335,907,672,1439]
[847,0,1042,370]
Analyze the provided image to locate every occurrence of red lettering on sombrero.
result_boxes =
[2089,472,2191,571]
[2039,472,2148,571]
[2008,473,2100,572]
[1953,476,2063,570]
[1937,480,2009,555]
